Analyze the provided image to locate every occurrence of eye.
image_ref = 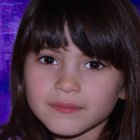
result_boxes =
[84,60,105,70]
[38,56,58,65]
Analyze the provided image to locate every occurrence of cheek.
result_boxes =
[24,63,56,96]
[82,68,123,99]
[23,62,60,116]
[82,83,120,126]
[82,70,123,117]
[24,74,45,112]
[24,65,50,109]
[24,71,51,121]
[86,82,119,106]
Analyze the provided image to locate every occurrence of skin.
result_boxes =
[24,29,125,140]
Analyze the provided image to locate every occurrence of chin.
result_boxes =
[46,121,85,137]
[49,126,82,136]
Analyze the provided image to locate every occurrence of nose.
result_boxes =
[55,70,81,94]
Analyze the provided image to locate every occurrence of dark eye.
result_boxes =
[39,56,58,65]
[85,60,105,70]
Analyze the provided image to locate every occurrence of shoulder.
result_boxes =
[8,136,22,140]
[0,126,22,140]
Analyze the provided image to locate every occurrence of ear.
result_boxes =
[118,87,127,100]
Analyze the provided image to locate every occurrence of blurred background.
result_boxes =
[0,0,140,125]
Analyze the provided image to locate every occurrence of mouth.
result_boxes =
[49,102,84,114]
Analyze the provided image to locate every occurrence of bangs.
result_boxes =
[24,0,134,70]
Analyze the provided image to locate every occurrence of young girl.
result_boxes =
[0,0,140,139]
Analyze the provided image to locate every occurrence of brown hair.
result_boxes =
[0,0,140,139]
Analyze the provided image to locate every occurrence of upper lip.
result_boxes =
[49,102,83,109]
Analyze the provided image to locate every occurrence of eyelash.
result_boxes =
[84,60,106,70]
[38,55,106,70]
[38,56,58,65]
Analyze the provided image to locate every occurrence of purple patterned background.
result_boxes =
[0,0,140,125]
[0,0,29,124]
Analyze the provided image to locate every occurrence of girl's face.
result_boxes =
[24,29,125,139]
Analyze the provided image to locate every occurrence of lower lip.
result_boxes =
[50,105,82,114]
